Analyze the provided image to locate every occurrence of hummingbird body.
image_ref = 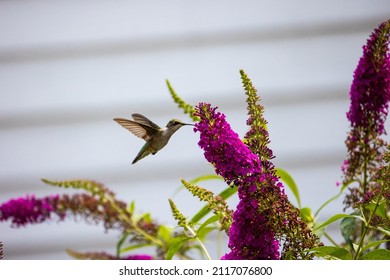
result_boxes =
[114,113,193,164]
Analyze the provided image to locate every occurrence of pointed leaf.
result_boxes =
[360,249,390,260]
[300,207,314,224]
[313,214,360,231]
[166,236,192,260]
[311,246,352,260]
[189,174,223,185]
[174,174,223,196]
[365,202,388,219]
[120,243,153,254]
[157,225,173,243]
[116,233,130,257]
[128,201,135,214]
[197,215,220,234]
[314,180,351,218]
[197,226,217,240]
[139,212,152,224]
[276,168,301,208]
[377,227,390,236]
[361,240,390,253]
[340,216,356,243]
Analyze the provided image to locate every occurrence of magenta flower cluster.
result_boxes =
[194,103,280,260]
[195,104,262,187]
[123,254,154,260]
[346,21,390,134]
[0,195,62,227]
[342,20,390,208]
[0,193,156,260]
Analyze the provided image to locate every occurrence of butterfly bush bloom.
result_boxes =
[346,20,390,135]
[0,195,63,227]
[0,192,160,259]
[194,72,320,259]
[194,103,280,260]
[343,20,390,207]
[0,193,135,231]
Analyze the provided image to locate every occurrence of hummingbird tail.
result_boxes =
[132,154,142,164]
[131,147,151,164]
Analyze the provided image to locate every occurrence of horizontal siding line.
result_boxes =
[0,148,346,193]
[0,17,382,64]
[0,85,348,130]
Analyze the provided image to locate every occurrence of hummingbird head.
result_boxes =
[166,119,194,133]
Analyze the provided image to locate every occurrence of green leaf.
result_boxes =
[139,212,152,224]
[189,174,223,185]
[197,226,217,240]
[157,225,173,243]
[313,213,361,231]
[300,207,314,224]
[276,168,301,208]
[120,243,153,254]
[116,233,130,257]
[311,246,352,260]
[377,227,390,236]
[375,203,388,218]
[166,236,192,260]
[365,202,388,219]
[128,201,135,213]
[340,216,356,244]
[360,249,390,260]
[174,174,223,195]
[191,186,237,224]
[197,215,220,234]
[361,240,390,253]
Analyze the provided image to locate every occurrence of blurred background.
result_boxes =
[0,0,389,259]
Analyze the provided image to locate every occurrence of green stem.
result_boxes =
[354,136,369,258]
[217,230,223,258]
[185,226,211,260]
[196,236,212,260]
[353,185,384,260]
[362,142,368,193]
[107,198,164,249]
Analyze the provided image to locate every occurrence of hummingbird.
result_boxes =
[114,113,194,164]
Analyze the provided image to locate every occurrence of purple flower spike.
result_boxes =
[347,20,390,135]
[342,20,390,208]
[0,195,61,227]
[123,254,154,260]
[194,103,280,260]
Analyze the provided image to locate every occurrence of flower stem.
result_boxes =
[196,236,212,260]
[185,226,211,260]
[353,184,384,260]
[107,197,164,248]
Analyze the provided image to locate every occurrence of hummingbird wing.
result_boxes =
[131,113,161,130]
[113,118,158,141]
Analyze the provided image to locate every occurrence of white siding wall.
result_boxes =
[0,0,389,259]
